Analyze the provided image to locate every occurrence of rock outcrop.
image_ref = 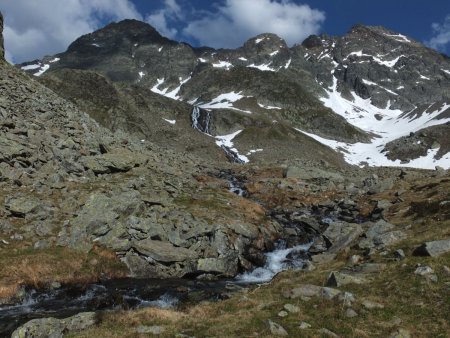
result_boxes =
[0,12,4,60]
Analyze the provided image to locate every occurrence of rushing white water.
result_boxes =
[237,242,312,283]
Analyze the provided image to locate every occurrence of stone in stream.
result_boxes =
[267,320,288,336]
[11,312,96,338]
[413,239,450,257]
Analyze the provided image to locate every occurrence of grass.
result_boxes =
[0,246,127,300]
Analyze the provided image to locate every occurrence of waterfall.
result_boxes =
[191,106,211,135]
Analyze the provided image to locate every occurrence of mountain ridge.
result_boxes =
[17,19,450,169]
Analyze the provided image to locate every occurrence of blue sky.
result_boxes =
[1,0,450,63]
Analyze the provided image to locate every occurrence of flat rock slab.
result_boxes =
[413,239,450,257]
[5,196,41,217]
[133,239,197,262]
[11,312,96,338]
[284,284,341,300]
[326,271,369,287]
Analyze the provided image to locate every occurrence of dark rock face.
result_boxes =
[0,12,4,60]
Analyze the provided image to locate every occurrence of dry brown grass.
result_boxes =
[0,247,128,301]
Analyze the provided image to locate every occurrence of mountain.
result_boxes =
[3,13,450,338]
[19,19,450,169]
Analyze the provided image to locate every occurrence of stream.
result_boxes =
[0,172,315,336]
[0,241,311,337]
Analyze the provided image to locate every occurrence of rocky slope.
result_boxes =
[0,19,296,297]
[20,20,450,168]
[2,13,450,337]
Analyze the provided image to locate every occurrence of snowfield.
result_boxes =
[301,76,450,169]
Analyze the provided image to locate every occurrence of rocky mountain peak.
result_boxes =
[66,19,175,56]
[242,33,288,54]
[0,11,4,60]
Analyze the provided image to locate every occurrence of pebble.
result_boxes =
[345,308,358,318]
[283,304,300,313]
[299,322,311,329]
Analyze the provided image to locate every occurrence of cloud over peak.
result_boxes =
[1,0,141,63]
[183,0,325,48]
[426,14,450,52]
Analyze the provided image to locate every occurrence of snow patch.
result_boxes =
[199,91,250,113]
[384,33,411,43]
[198,58,208,63]
[138,71,145,79]
[362,79,398,96]
[21,64,41,70]
[247,62,276,72]
[255,38,264,44]
[34,64,50,76]
[284,58,292,69]
[151,77,191,100]
[441,69,450,75]
[215,130,249,163]
[163,118,176,125]
[270,50,279,56]
[246,149,263,156]
[257,102,282,110]
[212,61,233,69]
[91,43,100,47]
[238,57,248,61]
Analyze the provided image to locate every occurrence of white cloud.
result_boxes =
[145,0,183,39]
[427,14,450,51]
[1,0,142,63]
[183,0,325,48]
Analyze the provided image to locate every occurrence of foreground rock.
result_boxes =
[413,239,450,257]
[11,312,96,338]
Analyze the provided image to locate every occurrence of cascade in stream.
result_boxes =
[191,106,211,134]
[191,106,245,164]
[237,240,312,283]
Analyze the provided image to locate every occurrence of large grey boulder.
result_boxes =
[5,196,41,217]
[196,254,238,277]
[317,221,363,254]
[413,239,450,257]
[132,239,197,262]
[11,312,96,338]
[80,149,146,174]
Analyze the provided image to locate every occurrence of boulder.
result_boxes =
[284,284,341,300]
[322,221,363,254]
[5,196,41,217]
[267,320,288,336]
[132,239,197,262]
[81,149,146,174]
[413,239,450,257]
[326,271,368,287]
[11,312,96,338]
[196,255,238,276]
